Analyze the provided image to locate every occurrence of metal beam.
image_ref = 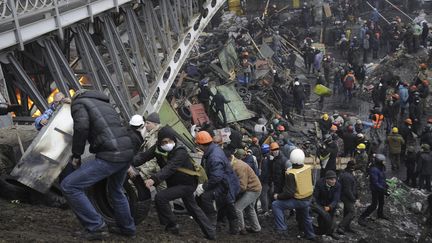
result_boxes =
[43,40,71,98]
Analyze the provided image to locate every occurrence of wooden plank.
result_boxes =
[323,3,332,18]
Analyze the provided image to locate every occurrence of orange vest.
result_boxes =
[372,114,384,129]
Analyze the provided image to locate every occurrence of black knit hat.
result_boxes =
[146,112,160,124]
[157,126,177,144]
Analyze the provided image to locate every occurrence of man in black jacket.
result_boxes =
[337,161,358,234]
[61,90,135,240]
[133,126,215,239]
[313,170,341,239]
[210,90,230,126]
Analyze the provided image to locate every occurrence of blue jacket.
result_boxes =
[259,155,271,184]
[244,154,258,175]
[369,166,387,192]
[34,103,56,130]
[202,143,240,205]
[399,85,409,108]
[313,178,341,211]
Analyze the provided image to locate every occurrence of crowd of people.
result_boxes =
[46,0,432,242]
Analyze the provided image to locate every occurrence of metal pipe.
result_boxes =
[366,1,391,25]
[384,0,413,21]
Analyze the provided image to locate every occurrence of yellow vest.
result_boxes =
[286,165,313,199]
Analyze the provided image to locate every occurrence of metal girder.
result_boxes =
[0,0,133,51]
[46,39,81,91]
[141,0,227,115]
[76,26,132,120]
[7,54,49,112]
[43,39,71,97]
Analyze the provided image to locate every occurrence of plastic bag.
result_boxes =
[314,84,332,97]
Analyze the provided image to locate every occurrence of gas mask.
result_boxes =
[161,143,175,152]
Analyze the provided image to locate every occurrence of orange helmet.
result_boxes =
[405,118,413,125]
[420,63,427,70]
[195,131,213,145]
[330,125,338,131]
[270,142,280,150]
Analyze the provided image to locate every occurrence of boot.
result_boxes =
[208,214,218,229]
[228,219,239,235]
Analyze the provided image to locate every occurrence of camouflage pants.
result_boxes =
[137,158,167,191]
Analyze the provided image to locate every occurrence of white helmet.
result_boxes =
[129,114,144,126]
[294,81,300,86]
[290,148,305,165]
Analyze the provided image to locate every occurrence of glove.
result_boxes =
[194,184,205,197]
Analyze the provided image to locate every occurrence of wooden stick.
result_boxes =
[384,0,413,21]
[366,1,391,24]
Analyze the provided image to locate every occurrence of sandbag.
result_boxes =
[314,84,332,97]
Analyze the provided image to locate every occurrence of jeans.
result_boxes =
[272,199,315,239]
[339,200,355,230]
[259,183,273,213]
[199,187,237,226]
[419,175,431,192]
[155,184,215,238]
[235,191,261,231]
[61,158,135,233]
[389,153,401,170]
[360,189,385,218]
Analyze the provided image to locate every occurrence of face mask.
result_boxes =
[161,143,175,152]
[271,150,280,157]
[269,155,275,160]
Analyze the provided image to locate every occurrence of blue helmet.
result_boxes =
[261,144,270,154]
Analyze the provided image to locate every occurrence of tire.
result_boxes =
[0,175,31,202]
[178,106,192,121]
[310,203,334,235]
[28,183,69,209]
[87,175,152,226]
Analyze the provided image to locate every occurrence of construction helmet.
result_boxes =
[290,148,305,165]
[261,144,270,154]
[322,113,329,121]
[195,131,213,145]
[392,127,399,134]
[277,125,285,132]
[405,118,413,125]
[357,133,365,139]
[330,125,338,131]
[270,142,280,151]
[357,143,366,150]
[129,115,144,127]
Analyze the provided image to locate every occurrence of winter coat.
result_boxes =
[399,85,409,108]
[417,151,432,176]
[400,124,416,147]
[231,158,262,193]
[244,154,259,175]
[128,128,144,153]
[202,143,240,205]
[133,144,196,187]
[318,142,338,172]
[293,84,306,101]
[343,74,356,90]
[369,166,387,192]
[34,103,57,130]
[338,170,358,203]
[198,85,212,103]
[409,102,422,122]
[387,133,405,154]
[313,178,341,210]
[272,152,290,194]
[259,155,272,184]
[318,118,332,134]
[211,93,229,110]
[71,90,134,163]
[342,131,357,153]
[418,84,429,99]
[421,131,432,147]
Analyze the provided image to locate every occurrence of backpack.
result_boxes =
[177,153,208,184]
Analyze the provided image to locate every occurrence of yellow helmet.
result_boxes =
[392,127,399,134]
[357,143,366,150]
[322,113,329,121]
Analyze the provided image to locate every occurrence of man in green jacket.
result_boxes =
[386,127,405,171]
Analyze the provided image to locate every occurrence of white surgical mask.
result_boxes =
[161,143,175,152]
[269,155,275,160]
